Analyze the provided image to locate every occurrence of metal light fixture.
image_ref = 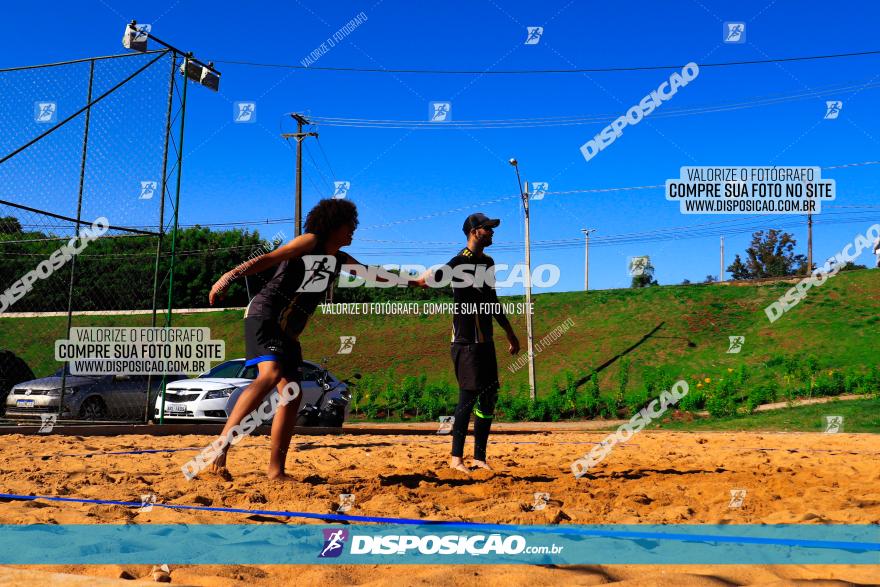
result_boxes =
[122,19,221,92]
[122,20,151,52]
[199,62,220,91]
[179,59,220,92]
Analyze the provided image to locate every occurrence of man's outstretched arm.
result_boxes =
[343,254,426,287]
[209,233,317,305]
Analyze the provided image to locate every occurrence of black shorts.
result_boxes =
[244,316,303,382]
[451,342,499,392]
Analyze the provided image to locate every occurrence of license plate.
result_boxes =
[16,399,35,408]
[165,403,186,414]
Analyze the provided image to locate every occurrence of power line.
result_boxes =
[282,135,328,203]
[6,210,873,258]
[7,161,876,237]
[314,135,338,179]
[214,49,880,75]
[303,78,880,130]
[302,141,334,193]
[349,212,878,255]
[360,160,880,230]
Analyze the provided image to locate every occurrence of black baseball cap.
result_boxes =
[462,212,500,235]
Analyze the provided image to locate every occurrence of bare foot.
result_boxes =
[267,471,298,482]
[450,457,470,474]
[207,463,233,481]
[472,460,493,471]
[213,451,227,469]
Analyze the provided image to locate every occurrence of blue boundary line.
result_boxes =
[56,447,204,457]
[48,440,624,459]
[0,492,877,551]
[44,442,874,459]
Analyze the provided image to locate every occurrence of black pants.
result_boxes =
[450,342,499,461]
[450,387,498,460]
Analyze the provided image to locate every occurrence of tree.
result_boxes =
[703,274,716,283]
[727,255,750,280]
[838,261,867,272]
[726,229,807,280]
[0,216,22,234]
[630,259,658,288]
[680,278,692,285]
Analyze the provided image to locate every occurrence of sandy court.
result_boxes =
[0,430,878,585]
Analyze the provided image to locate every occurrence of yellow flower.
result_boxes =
[704,377,711,383]
[697,383,703,388]
[727,368,734,373]
[828,370,834,376]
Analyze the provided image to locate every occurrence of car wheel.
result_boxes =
[79,397,107,421]
[319,408,344,428]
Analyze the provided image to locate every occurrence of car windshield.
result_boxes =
[51,365,103,380]
[202,360,245,378]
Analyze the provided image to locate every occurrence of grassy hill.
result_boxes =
[2,269,878,420]
[655,397,880,433]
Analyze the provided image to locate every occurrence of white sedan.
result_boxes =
[154,358,350,425]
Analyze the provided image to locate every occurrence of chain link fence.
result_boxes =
[0,50,179,423]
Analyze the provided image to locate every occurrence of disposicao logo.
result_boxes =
[319,529,349,558]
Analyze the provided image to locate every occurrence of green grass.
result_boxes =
[2,269,878,420]
[654,397,880,433]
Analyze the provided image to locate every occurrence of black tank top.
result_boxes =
[245,238,346,339]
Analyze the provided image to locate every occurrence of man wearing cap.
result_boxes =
[417,213,520,474]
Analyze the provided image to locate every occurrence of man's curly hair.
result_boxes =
[304,199,359,239]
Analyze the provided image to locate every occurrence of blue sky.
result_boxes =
[3,0,880,294]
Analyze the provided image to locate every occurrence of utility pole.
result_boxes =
[581,228,596,290]
[282,113,318,236]
[807,213,813,271]
[509,159,536,401]
[720,235,724,282]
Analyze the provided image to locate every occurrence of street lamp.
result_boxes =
[509,158,536,401]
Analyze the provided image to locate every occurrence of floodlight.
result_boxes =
[200,62,220,92]
[179,60,220,92]
[122,20,151,52]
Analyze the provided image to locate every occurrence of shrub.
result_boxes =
[616,358,631,405]
[544,388,567,421]
[745,383,777,413]
[599,394,619,419]
[577,372,601,417]
[731,364,749,387]
[642,365,677,396]
[527,397,549,421]
[705,378,738,418]
[812,371,845,397]
[399,375,426,417]
[624,388,649,414]
[678,386,704,412]
[867,365,880,396]
[497,385,531,421]
[416,380,455,421]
